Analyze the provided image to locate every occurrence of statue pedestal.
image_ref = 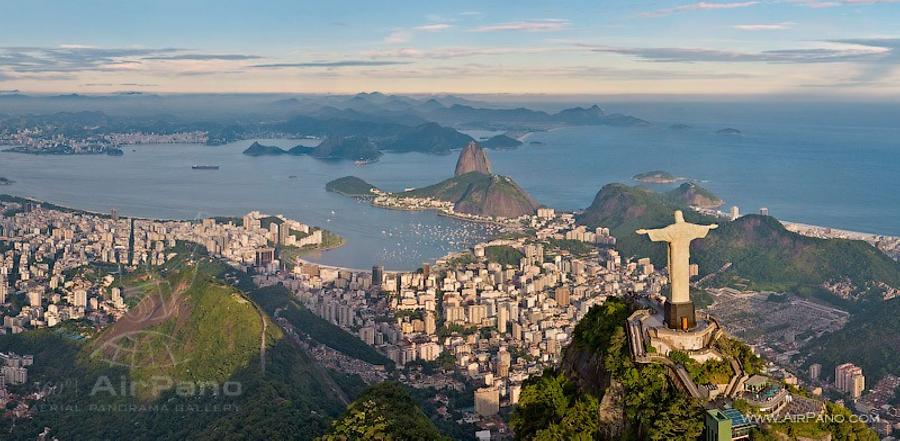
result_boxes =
[665,301,696,330]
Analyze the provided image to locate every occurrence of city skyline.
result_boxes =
[2,0,900,96]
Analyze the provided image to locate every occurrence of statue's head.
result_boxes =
[674,210,685,223]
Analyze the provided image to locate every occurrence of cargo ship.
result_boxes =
[192,165,220,170]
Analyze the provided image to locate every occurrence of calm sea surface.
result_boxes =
[2,102,898,269]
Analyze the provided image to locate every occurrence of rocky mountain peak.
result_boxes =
[454,141,492,176]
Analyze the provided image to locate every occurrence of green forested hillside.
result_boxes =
[512,299,705,440]
[664,182,723,208]
[319,382,448,441]
[405,171,498,201]
[511,299,876,441]
[805,297,900,384]
[693,215,900,291]
[0,252,350,440]
[575,183,900,293]
[325,176,380,197]
[248,284,394,368]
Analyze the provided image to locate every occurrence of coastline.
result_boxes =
[7,189,899,242]
[782,220,899,240]
[294,256,396,274]
[370,198,514,228]
[0,192,346,252]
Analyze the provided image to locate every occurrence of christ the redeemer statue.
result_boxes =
[637,210,717,330]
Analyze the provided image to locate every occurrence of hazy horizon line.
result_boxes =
[4,90,900,103]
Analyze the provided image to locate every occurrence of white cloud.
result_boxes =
[471,19,570,32]
[366,46,571,59]
[642,1,759,17]
[582,43,890,63]
[733,22,796,30]
[414,23,453,32]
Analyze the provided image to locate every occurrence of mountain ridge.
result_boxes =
[575,183,900,294]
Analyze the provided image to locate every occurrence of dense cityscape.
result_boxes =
[2,175,897,438]
[3,1,900,439]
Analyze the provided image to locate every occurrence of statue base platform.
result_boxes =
[665,301,696,330]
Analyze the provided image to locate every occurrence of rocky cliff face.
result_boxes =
[454,141,492,176]
[452,175,539,218]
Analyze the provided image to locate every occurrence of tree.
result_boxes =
[647,395,704,441]
[321,382,448,441]
[512,375,601,441]
[821,403,879,441]
[510,373,571,440]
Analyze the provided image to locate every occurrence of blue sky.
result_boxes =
[1,0,899,96]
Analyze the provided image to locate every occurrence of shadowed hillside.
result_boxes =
[406,171,539,218]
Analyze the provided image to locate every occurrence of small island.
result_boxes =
[325,176,380,198]
[242,141,287,156]
[304,136,382,161]
[633,170,684,184]
[481,134,523,149]
[242,137,382,161]
[716,128,742,135]
[0,177,14,185]
[669,123,691,130]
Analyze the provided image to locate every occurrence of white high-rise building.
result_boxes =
[27,290,41,308]
[0,274,8,304]
[475,386,500,417]
[834,363,865,399]
[497,302,509,334]
[111,287,124,308]
[424,311,436,336]
[73,289,87,308]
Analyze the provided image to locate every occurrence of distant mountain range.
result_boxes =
[419,103,648,130]
[1,92,650,155]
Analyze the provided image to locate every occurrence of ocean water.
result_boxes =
[1,102,898,269]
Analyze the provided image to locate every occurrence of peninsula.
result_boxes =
[326,141,539,222]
